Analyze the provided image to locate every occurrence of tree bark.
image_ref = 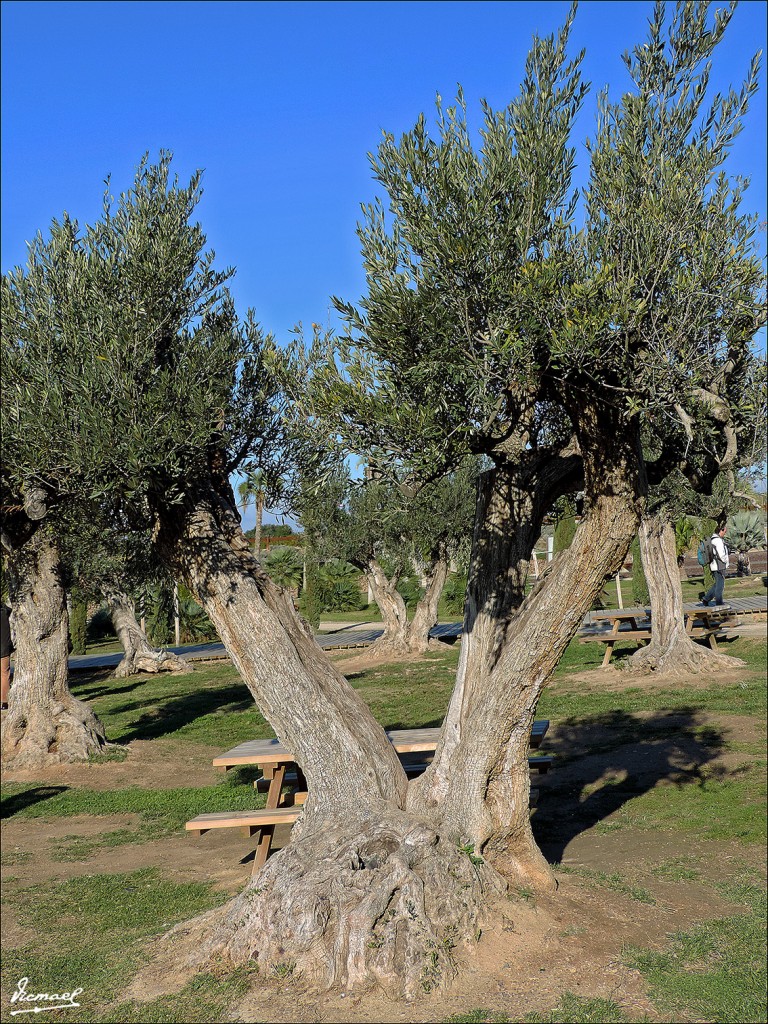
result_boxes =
[104,587,193,677]
[630,511,744,674]
[1,525,108,769]
[365,558,409,652]
[410,425,643,891]
[152,485,499,995]
[366,554,450,656]
[408,552,449,653]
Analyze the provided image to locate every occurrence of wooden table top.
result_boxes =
[213,720,550,768]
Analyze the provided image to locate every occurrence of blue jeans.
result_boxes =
[703,570,725,605]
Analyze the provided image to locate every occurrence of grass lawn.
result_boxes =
[1,633,765,1023]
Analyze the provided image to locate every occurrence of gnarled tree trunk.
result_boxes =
[366,554,450,656]
[1,523,108,769]
[365,558,410,652]
[148,433,591,996]
[154,486,498,996]
[630,511,744,674]
[411,424,641,892]
[105,587,192,677]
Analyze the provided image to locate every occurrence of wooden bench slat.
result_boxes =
[400,754,554,777]
[185,807,300,831]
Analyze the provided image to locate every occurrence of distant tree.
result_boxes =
[298,462,476,654]
[237,468,268,558]
[630,536,650,606]
[61,517,192,677]
[727,510,765,575]
[68,590,88,655]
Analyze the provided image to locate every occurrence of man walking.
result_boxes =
[701,524,730,608]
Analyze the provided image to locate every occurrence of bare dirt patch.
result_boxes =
[1,738,222,791]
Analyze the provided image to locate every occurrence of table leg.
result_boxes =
[265,764,286,809]
[252,826,275,874]
[602,641,615,667]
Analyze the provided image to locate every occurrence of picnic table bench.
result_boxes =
[187,720,551,872]
[581,604,739,666]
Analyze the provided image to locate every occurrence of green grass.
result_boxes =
[625,879,767,1023]
[2,629,766,1023]
[601,772,767,843]
[524,993,634,1023]
[0,869,231,1024]
[555,865,655,904]
[2,768,266,840]
[649,856,703,882]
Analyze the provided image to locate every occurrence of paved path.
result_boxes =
[67,596,766,672]
[68,623,464,671]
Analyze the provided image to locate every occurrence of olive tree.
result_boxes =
[0,490,109,767]
[298,461,476,654]
[2,6,764,1000]
[300,0,763,930]
[61,520,192,677]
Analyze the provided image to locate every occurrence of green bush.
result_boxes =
[264,547,303,589]
[315,560,363,612]
[630,536,649,605]
[442,571,468,616]
[86,605,115,641]
[396,574,423,610]
[69,592,88,655]
[553,497,577,553]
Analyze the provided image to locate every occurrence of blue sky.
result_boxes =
[3,0,767,525]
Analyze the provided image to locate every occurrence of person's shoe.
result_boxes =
[696,600,709,607]
[698,591,706,600]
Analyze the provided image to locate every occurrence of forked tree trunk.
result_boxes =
[412,427,643,891]
[105,587,193,677]
[367,554,450,656]
[1,526,108,769]
[145,433,590,996]
[153,489,500,995]
[630,511,744,674]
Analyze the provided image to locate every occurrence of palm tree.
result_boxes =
[315,560,363,612]
[726,511,766,576]
[237,469,267,559]
[264,547,303,590]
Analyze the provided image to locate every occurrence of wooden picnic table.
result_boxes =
[582,604,738,666]
[211,720,551,809]
[189,721,552,872]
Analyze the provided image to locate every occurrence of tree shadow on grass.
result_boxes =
[532,708,726,863]
[70,673,150,701]
[111,683,258,743]
[1,786,69,819]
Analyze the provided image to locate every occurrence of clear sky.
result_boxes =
[2,0,767,525]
